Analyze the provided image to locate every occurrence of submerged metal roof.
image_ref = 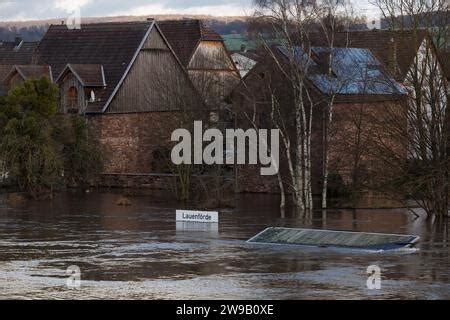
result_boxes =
[276,46,406,96]
[248,227,420,251]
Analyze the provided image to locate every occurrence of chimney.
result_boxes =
[14,36,22,46]
[13,35,23,52]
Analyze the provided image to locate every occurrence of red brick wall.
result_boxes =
[236,165,280,194]
[97,173,176,190]
[232,65,326,195]
[234,97,406,195]
[329,100,407,190]
[88,112,183,174]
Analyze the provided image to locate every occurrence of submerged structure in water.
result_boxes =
[247,227,420,251]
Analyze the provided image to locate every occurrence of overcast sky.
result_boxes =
[0,0,379,21]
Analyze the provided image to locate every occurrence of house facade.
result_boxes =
[232,45,407,196]
[230,30,450,197]
[322,30,449,163]
[29,20,207,187]
[2,24,443,197]
[0,20,244,190]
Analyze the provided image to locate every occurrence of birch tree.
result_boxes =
[251,0,352,212]
[315,2,354,209]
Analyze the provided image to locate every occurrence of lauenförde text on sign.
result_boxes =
[176,210,219,223]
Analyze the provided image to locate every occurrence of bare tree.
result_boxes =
[370,0,449,219]
[247,0,353,212]
[314,2,354,209]
[151,49,238,205]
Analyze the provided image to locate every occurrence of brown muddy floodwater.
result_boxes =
[0,192,448,300]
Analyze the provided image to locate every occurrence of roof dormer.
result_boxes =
[56,64,106,88]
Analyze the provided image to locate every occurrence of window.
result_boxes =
[68,86,78,108]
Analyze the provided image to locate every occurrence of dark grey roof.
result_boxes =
[0,41,39,83]
[4,65,52,83]
[0,41,38,65]
[159,20,223,67]
[56,64,105,87]
[34,21,154,113]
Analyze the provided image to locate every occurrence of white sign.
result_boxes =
[176,210,219,223]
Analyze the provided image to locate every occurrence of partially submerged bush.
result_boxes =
[0,77,63,196]
[54,114,104,188]
[0,77,104,198]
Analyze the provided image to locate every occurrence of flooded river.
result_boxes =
[0,192,448,300]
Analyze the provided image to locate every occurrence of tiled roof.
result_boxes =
[158,19,223,67]
[34,21,154,112]
[0,41,39,85]
[4,65,52,83]
[56,64,105,87]
[309,30,428,81]
[0,65,12,87]
[0,41,39,65]
[276,45,405,96]
[199,22,223,42]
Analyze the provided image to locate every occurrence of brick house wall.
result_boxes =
[231,53,327,196]
[88,112,183,174]
[232,59,406,196]
[329,99,407,191]
[235,99,406,196]
[87,110,215,190]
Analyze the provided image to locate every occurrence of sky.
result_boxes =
[0,0,380,22]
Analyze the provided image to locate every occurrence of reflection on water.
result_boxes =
[0,192,448,300]
[176,222,219,233]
